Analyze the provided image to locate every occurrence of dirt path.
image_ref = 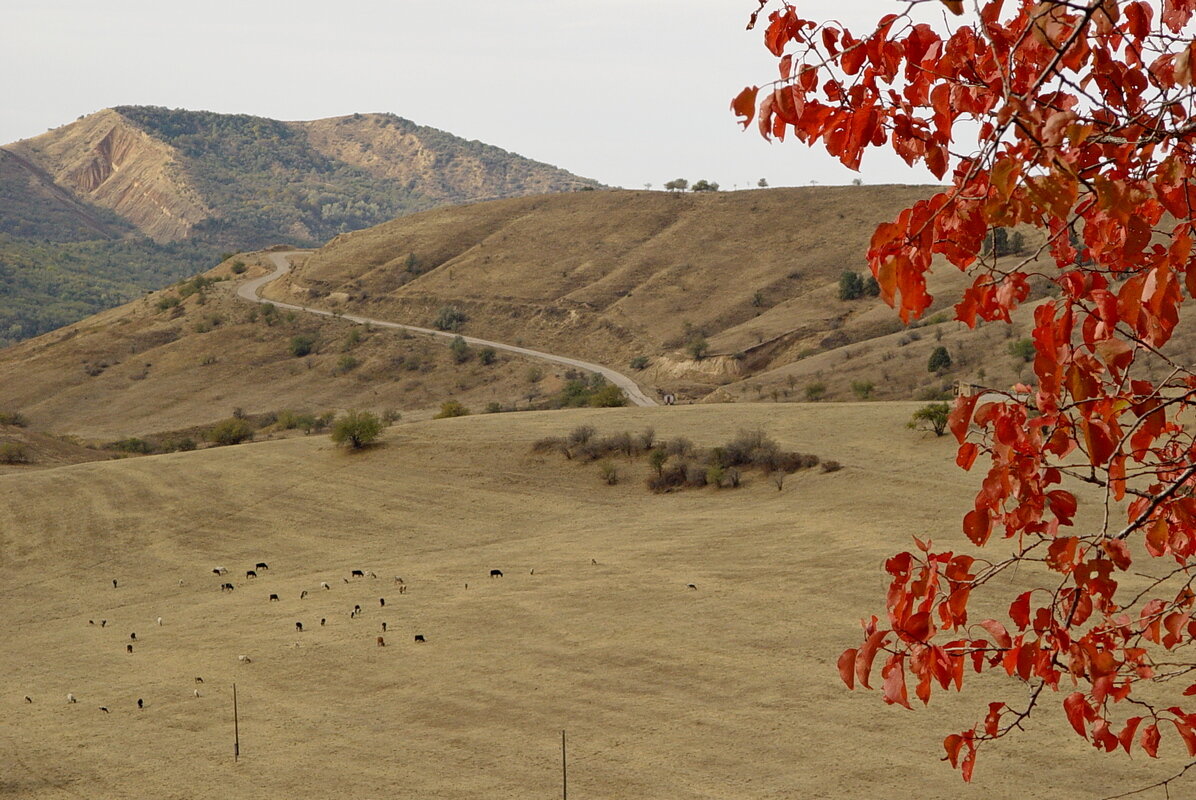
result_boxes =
[236,252,658,407]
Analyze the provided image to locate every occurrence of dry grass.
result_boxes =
[0,403,1182,798]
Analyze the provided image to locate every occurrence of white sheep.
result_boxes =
[66,693,77,704]
[156,616,163,626]
[238,654,252,663]
[321,581,330,590]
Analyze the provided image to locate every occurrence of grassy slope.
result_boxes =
[0,403,1180,798]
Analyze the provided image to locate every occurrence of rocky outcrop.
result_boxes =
[8,110,209,242]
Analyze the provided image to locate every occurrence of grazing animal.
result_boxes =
[343,577,349,584]
[112,579,118,589]
[269,593,280,602]
[193,689,201,698]
[350,611,357,619]
[414,634,426,643]
[137,698,143,709]
[101,620,107,627]
[353,604,361,614]
[530,569,535,575]
[25,696,32,703]
[300,590,308,599]
[99,706,109,713]
[490,569,503,578]
[130,633,136,641]
[591,558,598,565]
[377,636,386,647]
[321,582,330,590]
[89,620,95,626]
[399,585,406,594]
[238,655,251,663]
[381,622,387,632]
[246,570,257,579]
[465,583,468,589]
[393,576,404,584]
[295,622,304,632]
[221,583,235,592]
[212,567,227,575]
[367,571,377,579]
[351,569,365,579]
[127,645,133,654]
[320,618,326,626]
[66,693,77,703]
[379,598,385,607]
[156,617,163,626]
[255,562,269,571]
[687,584,697,590]
[194,677,204,684]
[663,392,676,405]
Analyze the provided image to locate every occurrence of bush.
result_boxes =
[805,382,827,402]
[821,460,843,473]
[568,425,596,446]
[909,402,951,436]
[334,355,359,374]
[526,366,544,383]
[0,411,26,426]
[686,336,710,360]
[0,442,29,464]
[206,418,254,446]
[156,295,181,311]
[839,271,865,300]
[230,260,247,274]
[485,401,503,413]
[649,448,668,476]
[629,355,649,370]
[927,346,952,373]
[330,410,384,449]
[479,347,497,365]
[110,437,152,454]
[433,306,467,331]
[290,334,317,357]
[449,335,470,363]
[851,380,875,400]
[1008,338,1036,362]
[598,461,619,485]
[589,384,627,408]
[434,400,470,419]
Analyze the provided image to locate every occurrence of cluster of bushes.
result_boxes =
[838,271,882,301]
[532,426,838,492]
[276,409,336,434]
[0,441,29,464]
[0,410,26,426]
[551,374,626,408]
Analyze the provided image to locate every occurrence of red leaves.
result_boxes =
[838,648,857,689]
[882,654,913,709]
[1009,592,1032,631]
[1064,692,1090,737]
[1141,723,1161,757]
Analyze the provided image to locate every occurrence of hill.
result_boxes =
[0,107,601,346]
[0,403,1181,798]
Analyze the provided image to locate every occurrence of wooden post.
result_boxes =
[233,683,240,762]
[561,729,567,800]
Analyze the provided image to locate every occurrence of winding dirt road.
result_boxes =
[236,252,658,407]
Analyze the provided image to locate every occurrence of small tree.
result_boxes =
[691,179,720,192]
[838,271,865,300]
[433,306,467,331]
[434,400,470,419]
[330,410,384,450]
[927,346,952,374]
[629,355,649,370]
[290,334,317,357]
[850,380,874,400]
[207,418,254,446]
[757,178,768,188]
[664,178,689,192]
[804,382,827,402]
[686,336,709,360]
[1007,338,1035,363]
[449,335,470,363]
[908,402,950,437]
[479,347,497,365]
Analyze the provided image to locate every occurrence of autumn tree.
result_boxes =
[736,0,1196,789]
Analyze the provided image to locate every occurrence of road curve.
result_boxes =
[236,252,658,407]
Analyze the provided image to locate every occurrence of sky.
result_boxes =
[0,1,940,190]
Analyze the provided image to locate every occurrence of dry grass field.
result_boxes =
[1,403,1182,799]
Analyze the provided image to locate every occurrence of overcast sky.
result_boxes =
[1,1,939,189]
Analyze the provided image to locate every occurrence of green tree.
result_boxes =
[838,271,865,300]
[434,400,470,419]
[330,410,384,449]
[449,335,470,363]
[927,346,952,373]
[207,417,254,446]
[1008,338,1036,363]
[908,402,950,437]
[290,334,317,357]
[433,306,467,331]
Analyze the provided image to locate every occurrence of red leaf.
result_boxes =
[949,393,979,443]
[1173,719,1196,756]
[963,508,992,546]
[731,86,760,129]
[1064,692,1089,738]
[1119,717,1143,754]
[1010,591,1032,630]
[856,629,889,689]
[838,648,858,689]
[1141,723,1161,758]
[882,654,912,709]
[956,442,979,470]
[978,619,1012,649]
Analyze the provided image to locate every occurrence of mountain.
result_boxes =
[0,186,1086,446]
[0,107,601,346]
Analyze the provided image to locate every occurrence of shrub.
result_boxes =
[330,410,384,449]
[838,271,865,300]
[156,295,181,311]
[110,437,152,454]
[928,346,952,373]
[649,448,668,476]
[526,366,544,383]
[478,347,497,365]
[230,260,247,274]
[334,355,359,374]
[851,380,875,400]
[909,402,951,436]
[532,436,567,454]
[167,437,197,452]
[568,425,596,446]
[686,336,710,360]
[706,464,726,487]
[771,472,786,491]
[1008,338,1036,363]
[821,460,843,473]
[449,335,470,363]
[290,334,317,357]
[805,382,827,402]
[638,427,656,451]
[381,409,402,424]
[598,461,619,485]
[485,401,503,413]
[629,355,649,370]
[589,384,627,407]
[0,442,29,464]
[206,418,254,446]
[0,411,26,426]
[664,437,694,457]
[434,400,470,419]
[433,306,467,331]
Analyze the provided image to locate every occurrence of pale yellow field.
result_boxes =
[0,404,1181,799]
